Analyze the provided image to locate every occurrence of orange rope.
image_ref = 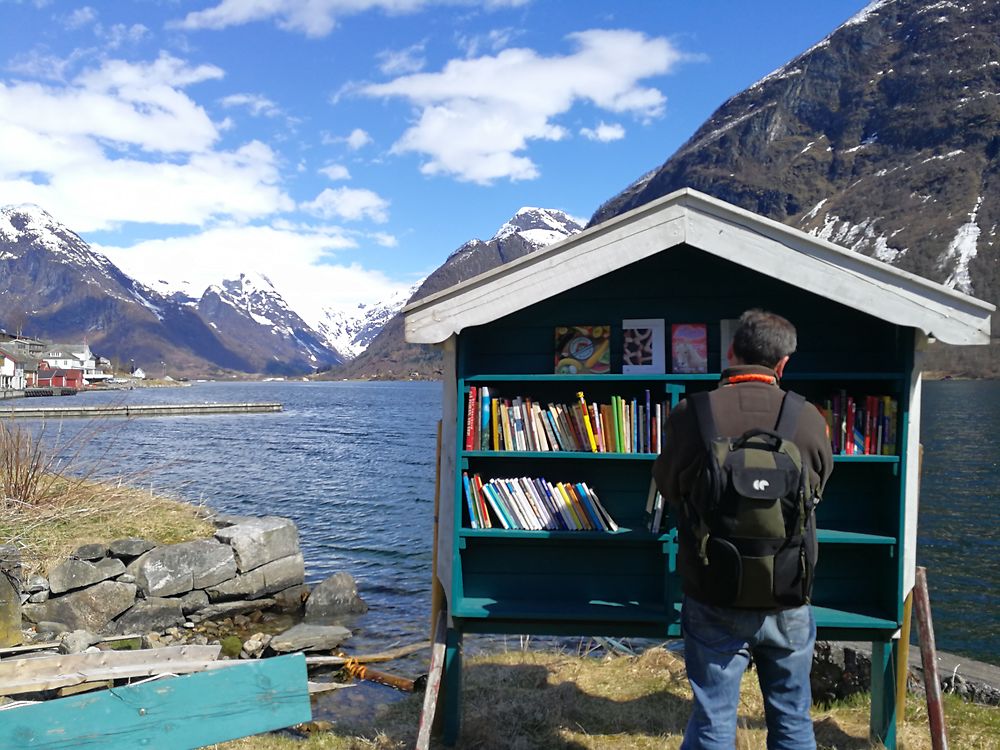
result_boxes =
[725,373,776,385]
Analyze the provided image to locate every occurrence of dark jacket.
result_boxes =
[653,364,834,605]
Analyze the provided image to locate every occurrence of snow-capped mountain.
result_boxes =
[337,207,585,379]
[0,205,344,376]
[315,283,421,359]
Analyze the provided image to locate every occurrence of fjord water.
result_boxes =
[15,379,999,665]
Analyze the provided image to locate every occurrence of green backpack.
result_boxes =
[682,390,818,609]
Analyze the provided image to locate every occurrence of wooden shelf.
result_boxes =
[459,527,669,542]
[464,373,719,383]
[452,596,668,622]
[782,372,906,381]
[463,450,657,460]
[812,605,898,630]
[832,454,899,464]
[817,529,896,545]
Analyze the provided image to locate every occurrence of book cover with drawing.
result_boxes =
[671,323,708,374]
[622,318,666,374]
[554,325,611,374]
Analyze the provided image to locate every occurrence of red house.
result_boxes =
[36,363,83,389]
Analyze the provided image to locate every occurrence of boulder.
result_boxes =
[305,572,368,621]
[72,543,107,561]
[205,553,304,602]
[108,538,156,559]
[272,584,310,614]
[59,629,99,654]
[0,545,22,589]
[49,558,126,594]
[215,516,300,573]
[36,580,136,632]
[127,540,236,597]
[0,572,22,647]
[25,575,49,594]
[28,590,49,603]
[270,623,351,653]
[178,589,209,615]
[115,598,185,634]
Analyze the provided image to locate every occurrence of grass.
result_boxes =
[213,646,1000,750]
[0,418,214,576]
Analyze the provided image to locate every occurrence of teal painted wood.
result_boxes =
[442,628,463,747]
[0,654,311,749]
[463,450,657,460]
[464,374,718,382]
[870,641,899,749]
[817,529,896,545]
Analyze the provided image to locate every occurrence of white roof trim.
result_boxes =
[404,188,994,346]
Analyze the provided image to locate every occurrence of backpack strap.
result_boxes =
[774,391,805,441]
[689,391,717,450]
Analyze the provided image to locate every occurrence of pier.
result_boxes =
[1,402,283,418]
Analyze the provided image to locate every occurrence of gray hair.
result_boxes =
[732,309,797,367]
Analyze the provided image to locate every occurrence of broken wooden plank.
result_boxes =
[0,653,311,750]
[307,680,355,695]
[0,645,221,696]
[0,642,61,657]
[304,640,429,667]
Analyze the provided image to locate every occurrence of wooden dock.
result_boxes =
[1,402,283,418]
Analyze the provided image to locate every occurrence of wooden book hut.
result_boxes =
[404,188,994,748]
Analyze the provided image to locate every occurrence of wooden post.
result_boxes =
[913,566,948,750]
[870,640,898,749]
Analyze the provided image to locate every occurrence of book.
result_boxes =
[577,391,598,452]
[464,386,478,451]
[621,318,666,374]
[554,325,611,374]
[671,323,708,374]
[479,387,491,451]
[462,471,480,529]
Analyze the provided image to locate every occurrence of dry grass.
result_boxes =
[0,418,214,575]
[215,646,1000,750]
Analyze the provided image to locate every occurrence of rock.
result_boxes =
[270,623,351,653]
[49,557,126,594]
[305,572,368,621]
[178,589,209,615]
[127,540,236,597]
[187,598,276,624]
[35,580,136,632]
[0,572,22,647]
[59,629,99,654]
[117,573,137,584]
[28,590,49,604]
[272,584,309,614]
[242,632,272,659]
[25,575,49,594]
[108,538,156,559]
[36,620,71,635]
[115,598,185,634]
[205,554,304,602]
[211,513,256,529]
[215,516,300,573]
[72,543,107,561]
[0,545,22,587]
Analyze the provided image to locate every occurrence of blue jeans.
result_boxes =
[680,596,817,750]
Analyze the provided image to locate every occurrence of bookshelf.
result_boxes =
[404,190,994,748]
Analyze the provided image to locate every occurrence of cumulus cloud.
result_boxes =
[361,29,680,183]
[61,6,97,29]
[301,186,389,223]
[580,121,625,142]
[319,164,351,180]
[0,54,294,231]
[96,224,410,317]
[174,0,528,37]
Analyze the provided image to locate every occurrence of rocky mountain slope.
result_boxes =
[0,206,344,376]
[590,0,998,374]
[332,208,585,379]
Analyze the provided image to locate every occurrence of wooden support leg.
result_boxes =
[870,640,898,750]
[442,627,463,746]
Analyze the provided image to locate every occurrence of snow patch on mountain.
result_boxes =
[316,283,420,358]
[492,207,585,245]
[939,197,983,294]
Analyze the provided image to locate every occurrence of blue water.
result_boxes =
[9,379,998,666]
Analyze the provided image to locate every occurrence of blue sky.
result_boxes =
[0,0,875,321]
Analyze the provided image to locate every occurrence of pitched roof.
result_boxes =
[403,188,994,347]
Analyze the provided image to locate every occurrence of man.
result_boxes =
[653,309,833,750]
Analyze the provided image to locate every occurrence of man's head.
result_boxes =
[730,309,797,373]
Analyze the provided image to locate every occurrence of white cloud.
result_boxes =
[96,224,410,317]
[62,6,97,29]
[455,26,520,57]
[346,128,373,150]
[301,187,389,223]
[362,30,680,183]
[319,164,351,180]
[371,231,398,247]
[174,0,528,38]
[377,43,426,75]
[0,54,294,231]
[580,121,625,142]
[221,92,282,117]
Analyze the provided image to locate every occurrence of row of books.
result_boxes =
[818,393,898,455]
[462,472,619,531]
[464,386,668,454]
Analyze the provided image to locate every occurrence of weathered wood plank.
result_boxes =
[0,653,311,749]
[0,645,221,696]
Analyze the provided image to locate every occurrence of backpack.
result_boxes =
[681,390,818,609]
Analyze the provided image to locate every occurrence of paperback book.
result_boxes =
[463,473,618,531]
[622,318,666,374]
[554,325,611,374]
[671,323,708,374]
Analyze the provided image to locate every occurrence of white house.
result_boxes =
[0,349,27,391]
